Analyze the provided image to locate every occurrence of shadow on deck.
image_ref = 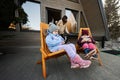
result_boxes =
[0,46,120,80]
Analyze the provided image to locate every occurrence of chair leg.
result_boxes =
[85,49,96,58]
[87,48,103,66]
[42,55,47,79]
[97,49,103,66]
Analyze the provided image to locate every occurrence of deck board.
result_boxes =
[0,47,120,80]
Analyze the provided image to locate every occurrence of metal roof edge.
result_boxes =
[97,0,110,40]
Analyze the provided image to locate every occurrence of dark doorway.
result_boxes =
[46,8,61,24]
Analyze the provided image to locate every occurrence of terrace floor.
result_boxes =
[0,32,120,80]
[0,46,120,80]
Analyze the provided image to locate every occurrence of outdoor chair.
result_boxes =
[76,28,103,66]
[38,22,68,79]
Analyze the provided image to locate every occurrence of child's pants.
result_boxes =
[82,43,96,50]
[57,43,91,68]
[58,43,76,59]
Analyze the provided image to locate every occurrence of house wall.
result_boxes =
[35,0,88,32]
[80,0,108,37]
[34,0,109,40]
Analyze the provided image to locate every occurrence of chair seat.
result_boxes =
[47,49,65,57]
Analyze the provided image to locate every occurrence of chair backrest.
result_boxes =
[78,28,92,39]
[40,22,51,56]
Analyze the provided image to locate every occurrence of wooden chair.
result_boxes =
[39,22,67,79]
[76,28,103,66]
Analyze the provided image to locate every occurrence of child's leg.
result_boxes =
[88,43,98,58]
[85,49,98,60]
[72,54,91,68]
[84,48,90,54]
[82,43,90,54]
[58,44,91,68]
[68,43,76,53]
[58,44,79,68]
[68,44,91,68]
[88,43,96,50]
[85,49,96,58]
[58,44,76,60]
[82,43,89,50]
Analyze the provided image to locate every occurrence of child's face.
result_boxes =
[52,30,58,35]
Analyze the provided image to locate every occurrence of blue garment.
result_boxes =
[84,48,98,58]
[45,32,76,59]
[45,33,64,52]
[84,48,91,54]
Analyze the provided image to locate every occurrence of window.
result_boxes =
[22,1,40,31]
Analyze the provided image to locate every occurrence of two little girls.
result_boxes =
[45,23,91,69]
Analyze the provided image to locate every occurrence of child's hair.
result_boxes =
[82,30,89,35]
[48,22,59,33]
[62,15,67,20]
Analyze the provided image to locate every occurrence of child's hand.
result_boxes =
[61,41,65,44]
[59,41,65,45]
[81,39,86,43]
[87,39,91,42]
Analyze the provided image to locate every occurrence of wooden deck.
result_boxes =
[0,46,120,80]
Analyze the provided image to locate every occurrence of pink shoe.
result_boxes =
[71,54,91,68]
[79,60,91,68]
[71,63,79,68]
[71,60,79,68]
